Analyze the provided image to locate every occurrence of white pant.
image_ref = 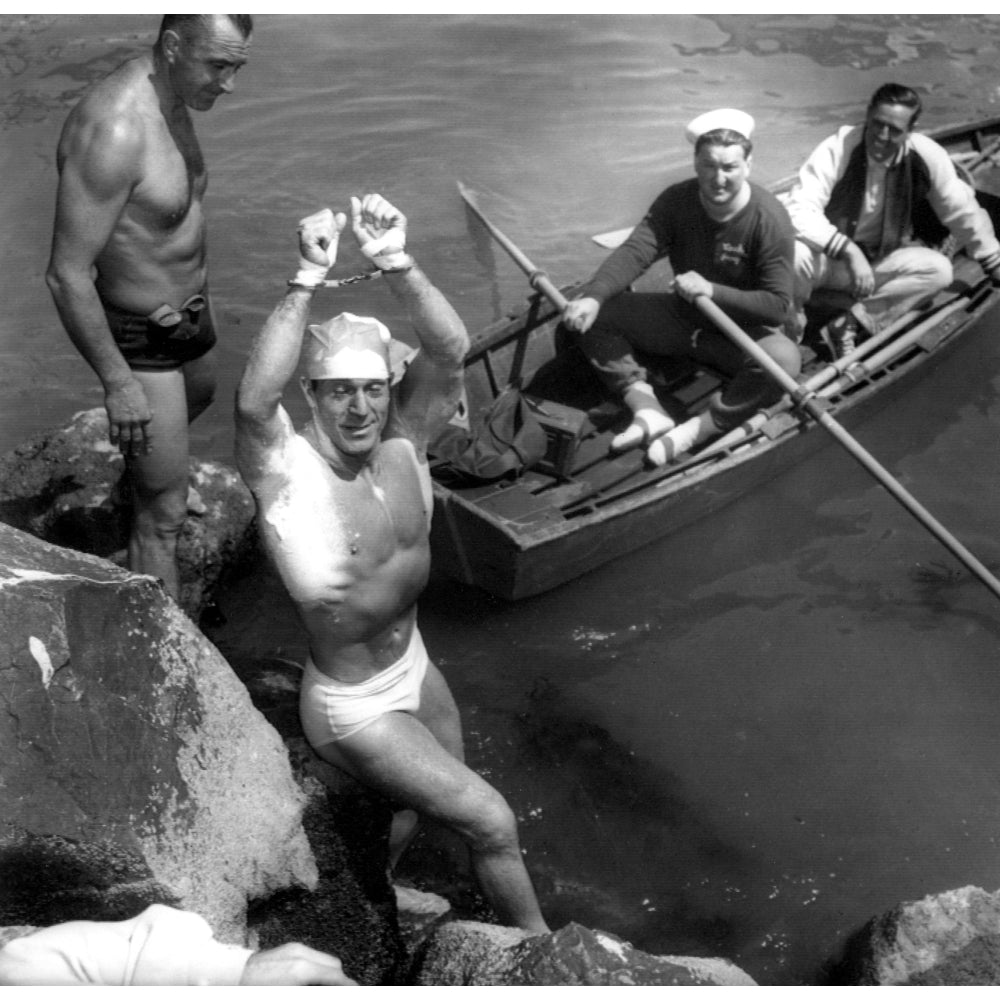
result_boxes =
[794,242,953,327]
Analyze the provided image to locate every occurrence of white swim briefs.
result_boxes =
[298,627,429,747]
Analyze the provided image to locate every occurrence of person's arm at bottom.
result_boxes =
[241,942,357,985]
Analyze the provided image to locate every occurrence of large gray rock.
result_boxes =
[412,920,757,985]
[0,521,316,944]
[0,408,256,620]
[395,883,453,957]
[834,885,1000,985]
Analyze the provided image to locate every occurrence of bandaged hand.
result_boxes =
[290,209,347,289]
[351,193,412,272]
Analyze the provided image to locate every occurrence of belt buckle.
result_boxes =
[148,295,205,339]
[173,296,205,340]
[148,304,183,328]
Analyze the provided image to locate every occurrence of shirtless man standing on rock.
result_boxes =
[46,15,253,599]
[235,192,549,934]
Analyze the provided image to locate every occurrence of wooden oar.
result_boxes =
[695,295,1000,602]
[954,133,1000,173]
[817,286,987,399]
[458,181,570,310]
[700,282,986,460]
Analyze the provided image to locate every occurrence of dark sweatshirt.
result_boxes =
[584,178,795,329]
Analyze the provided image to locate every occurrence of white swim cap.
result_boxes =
[685,108,755,144]
[305,312,392,381]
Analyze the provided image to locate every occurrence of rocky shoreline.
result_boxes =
[2,409,999,985]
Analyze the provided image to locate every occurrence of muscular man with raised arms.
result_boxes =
[235,192,549,934]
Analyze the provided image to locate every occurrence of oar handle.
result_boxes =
[525,268,569,311]
[695,295,1000,603]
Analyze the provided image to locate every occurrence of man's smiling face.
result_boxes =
[865,102,915,165]
[695,142,751,210]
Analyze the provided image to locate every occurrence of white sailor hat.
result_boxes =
[305,312,415,385]
[685,108,755,144]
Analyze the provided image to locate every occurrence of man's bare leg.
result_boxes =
[388,809,419,871]
[183,349,217,420]
[312,664,549,933]
[386,660,463,871]
[180,351,217,514]
[113,352,216,520]
[127,369,191,598]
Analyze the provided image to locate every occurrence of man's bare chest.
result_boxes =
[264,438,430,560]
[338,463,428,559]
[129,116,207,232]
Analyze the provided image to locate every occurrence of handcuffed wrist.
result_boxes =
[287,274,324,290]
[373,252,415,273]
[288,252,331,289]
[288,264,330,290]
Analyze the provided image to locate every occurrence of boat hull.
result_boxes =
[432,294,997,599]
[431,116,1000,600]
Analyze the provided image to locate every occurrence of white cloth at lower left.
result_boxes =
[0,904,253,985]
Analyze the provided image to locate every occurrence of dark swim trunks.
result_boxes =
[102,291,217,372]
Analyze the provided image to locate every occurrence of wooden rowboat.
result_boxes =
[428,116,1000,601]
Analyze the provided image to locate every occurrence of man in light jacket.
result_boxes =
[786,81,1000,355]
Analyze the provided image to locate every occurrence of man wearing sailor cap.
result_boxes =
[563,108,800,465]
[234,193,548,935]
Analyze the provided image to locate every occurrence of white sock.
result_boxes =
[646,414,712,467]
[610,408,675,453]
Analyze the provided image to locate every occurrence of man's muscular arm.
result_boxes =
[46,113,153,457]
[350,193,470,447]
[234,209,346,480]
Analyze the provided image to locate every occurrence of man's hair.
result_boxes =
[694,128,752,158]
[308,378,391,390]
[867,82,921,128]
[158,15,253,46]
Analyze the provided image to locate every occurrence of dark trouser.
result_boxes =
[578,291,801,430]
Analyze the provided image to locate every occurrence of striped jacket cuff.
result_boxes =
[977,249,1000,273]
[825,232,851,260]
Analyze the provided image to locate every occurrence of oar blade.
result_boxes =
[455,179,569,311]
[592,226,633,249]
[456,179,478,208]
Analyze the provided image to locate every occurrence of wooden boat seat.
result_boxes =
[472,483,565,525]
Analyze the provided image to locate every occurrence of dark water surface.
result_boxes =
[5,14,1000,985]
